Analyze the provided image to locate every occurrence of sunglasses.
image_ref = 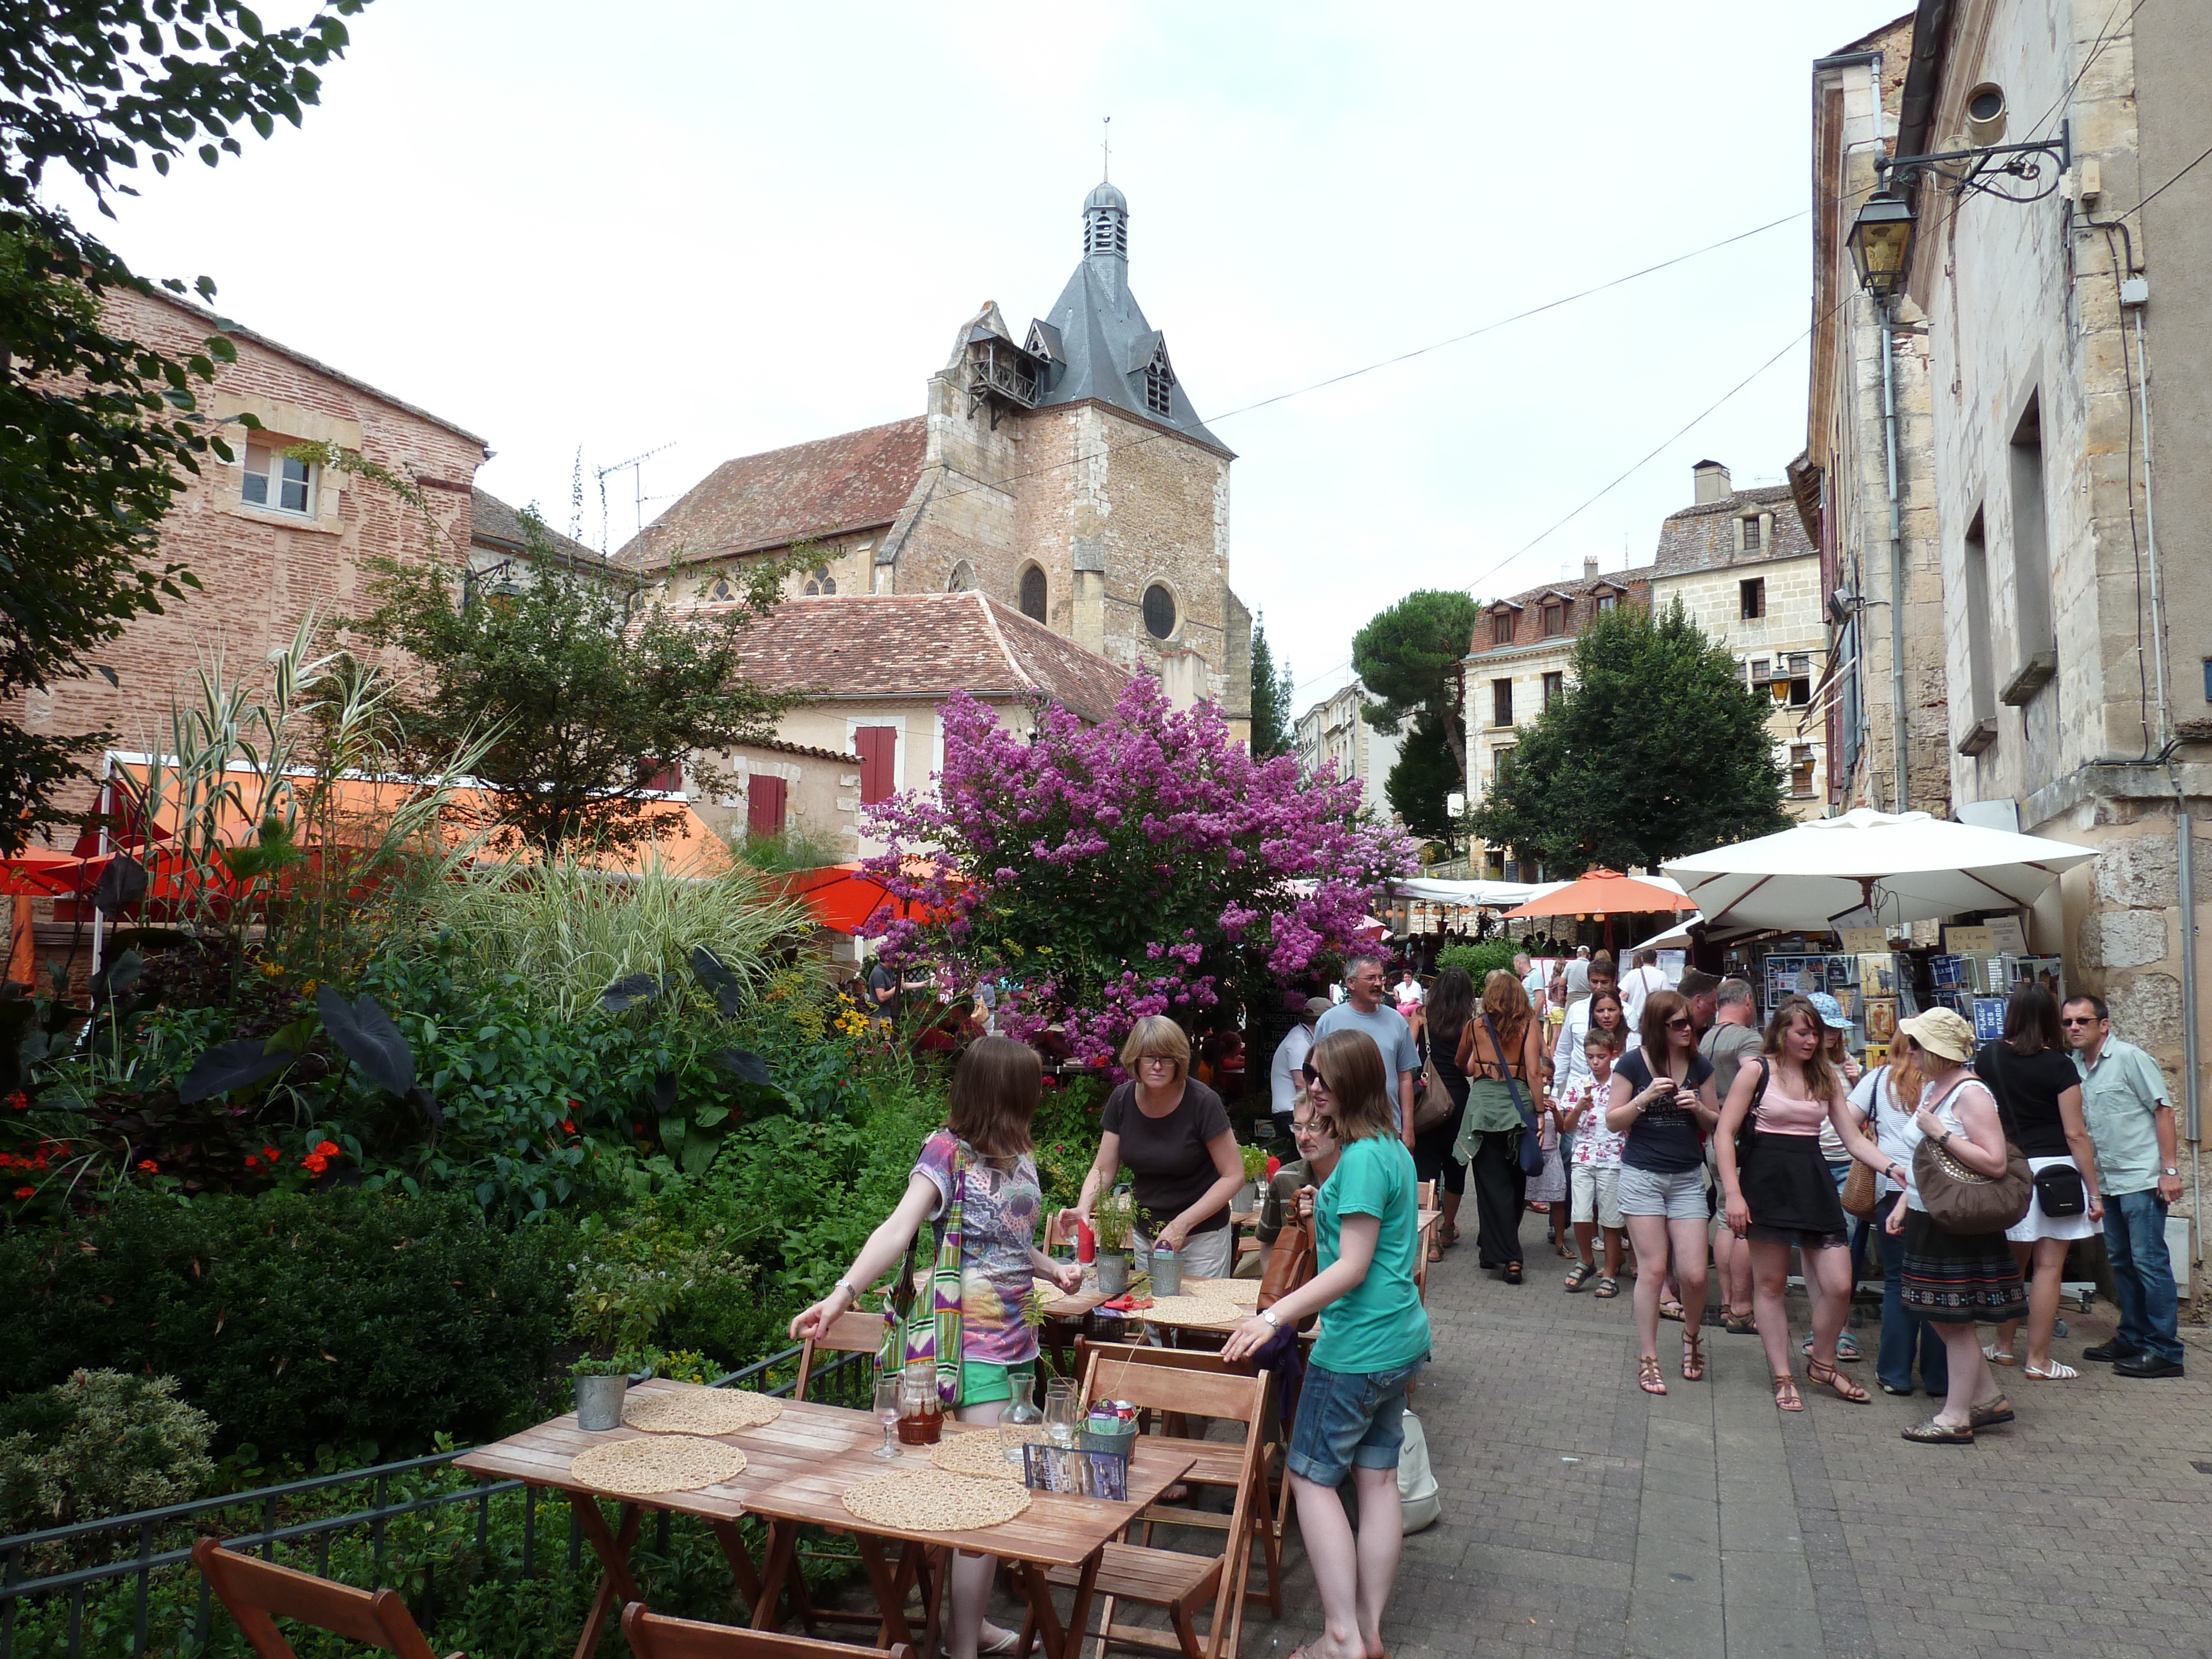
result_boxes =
[2060,1016,2098,1028]
[1666,1016,1693,1031]
[1301,1063,1327,1086]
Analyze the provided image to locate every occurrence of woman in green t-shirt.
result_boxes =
[1224,1030,1432,1659]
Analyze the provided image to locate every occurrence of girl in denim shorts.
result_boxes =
[1225,1029,1432,1659]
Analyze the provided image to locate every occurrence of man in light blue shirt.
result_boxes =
[1317,954,1421,1149]
[2066,994,2185,1377]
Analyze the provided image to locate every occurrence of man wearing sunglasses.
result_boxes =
[2064,994,2185,1379]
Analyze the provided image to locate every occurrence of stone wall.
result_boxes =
[688,740,864,862]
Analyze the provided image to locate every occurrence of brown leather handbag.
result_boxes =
[1258,1215,1315,1312]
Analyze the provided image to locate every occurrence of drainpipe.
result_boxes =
[1878,293,1908,811]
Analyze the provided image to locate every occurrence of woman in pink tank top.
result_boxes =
[1715,995,1902,1414]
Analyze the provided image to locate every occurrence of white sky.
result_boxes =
[71,0,1902,711]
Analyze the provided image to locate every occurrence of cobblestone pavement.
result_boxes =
[1215,1212,2212,1659]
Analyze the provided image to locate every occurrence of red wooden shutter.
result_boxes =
[853,727,897,805]
[746,774,786,836]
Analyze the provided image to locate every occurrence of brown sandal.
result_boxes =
[1638,1355,1668,1395]
[1772,1371,1803,1412]
[1806,1358,1869,1403]
[1681,1331,1705,1383]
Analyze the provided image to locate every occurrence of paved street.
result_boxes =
[1231,1215,2212,1659]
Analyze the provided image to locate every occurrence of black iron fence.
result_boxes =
[0,1343,872,1659]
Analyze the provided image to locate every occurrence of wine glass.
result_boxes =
[872,1375,902,1459]
[1043,1379,1080,1447]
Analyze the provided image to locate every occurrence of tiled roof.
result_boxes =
[620,418,927,571]
[729,736,863,765]
[471,488,598,562]
[1652,483,1812,575]
[705,592,1135,726]
[1469,568,1653,658]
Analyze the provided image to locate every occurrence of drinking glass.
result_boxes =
[872,1375,902,1459]
[1044,1378,1080,1447]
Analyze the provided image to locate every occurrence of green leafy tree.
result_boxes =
[1471,599,1789,872]
[1351,589,1480,786]
[352,512,801,857]
[0,2,369,852]
[1384,708,1459,838]
[1247,611,1295,759]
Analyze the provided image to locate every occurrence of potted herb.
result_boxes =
[1092,1190,1136,1295]
[572,1356,630,1431]
[1238,1142,1270,1214]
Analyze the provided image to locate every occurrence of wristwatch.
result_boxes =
[1258,1308,1280,1329]
[2163,1167,2181,1178]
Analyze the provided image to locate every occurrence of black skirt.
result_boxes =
[1900,1208,2027,1324]
[1739,1130,1849,1244]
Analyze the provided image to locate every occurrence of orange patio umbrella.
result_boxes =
[0,847,100,898]
[1499,868,1694,921]
[776,860,958,936]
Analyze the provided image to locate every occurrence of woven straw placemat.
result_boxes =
[841,1467,1031,1531]
[570,1434,748,1497]
[1186,1276,1261,1306]
[1137,1295,1244,1328]
[929,1428,1029,1482]
[623,1387,782,1435]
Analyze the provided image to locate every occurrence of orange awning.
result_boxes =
[1500,868,1694,920]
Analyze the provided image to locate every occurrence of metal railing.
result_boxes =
[0,1343,872,1659]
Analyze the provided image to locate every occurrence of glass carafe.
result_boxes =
[998,1371,1045,1463]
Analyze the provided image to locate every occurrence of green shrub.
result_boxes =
[0,1370,214,1534]
[1435,940,1521,983]
[0,1190,572,1464]
[567,1206,749,1359]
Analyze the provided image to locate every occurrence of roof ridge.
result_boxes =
[969,591,1040,696]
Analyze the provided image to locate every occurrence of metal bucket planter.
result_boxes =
[575,1374,628,1432]
[1151,1249,1183,1297]
[1095,1252,1130,1296]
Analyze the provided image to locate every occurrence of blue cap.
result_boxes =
[1806,992,1853,1030]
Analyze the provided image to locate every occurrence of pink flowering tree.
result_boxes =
[864,679,1417,1067]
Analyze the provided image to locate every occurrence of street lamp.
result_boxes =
[1846,191,1916,299]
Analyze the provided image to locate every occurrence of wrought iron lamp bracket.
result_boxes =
[1879,122,2069,206]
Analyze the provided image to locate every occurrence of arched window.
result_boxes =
[947,561,977,593]
[1019,565,1047,622]
[802,564,836,598]
[1142,583,1177,640]
[707,576,734,603]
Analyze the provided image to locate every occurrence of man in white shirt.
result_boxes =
[1316,954,1422,1147]
[1618,948,1670,1031]
[1267,997,1328,1141]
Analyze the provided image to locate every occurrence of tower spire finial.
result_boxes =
[1101,115,1111,181]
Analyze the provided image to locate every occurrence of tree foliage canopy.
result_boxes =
[0,1,368,852]
[1470,599,1789,872]
[1247,611,1295,760]
[1384,708,1460,840]
[1350,589,1479,784]
[352,517,800,857]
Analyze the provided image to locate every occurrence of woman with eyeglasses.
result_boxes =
[1608,988,1722,1394]
[1255,1090,1345,1258]
[1068,1015,1245,1280]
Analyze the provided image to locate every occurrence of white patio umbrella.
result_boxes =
[1662,808,2096,933]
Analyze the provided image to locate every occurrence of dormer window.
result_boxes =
[1595,592,1618,614]
[1491,612,1514,647]
[1541,601,1567,637]
[242,442,315,517]
[1141,340,1176,416]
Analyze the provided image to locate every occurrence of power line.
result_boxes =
[2022,0,2150,143]
[2130,135,2212,215]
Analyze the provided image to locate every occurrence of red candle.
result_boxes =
[1076,1216,1095,1263]
[1266,1156,1281,1180]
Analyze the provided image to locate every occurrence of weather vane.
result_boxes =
[1102,115,1111,180]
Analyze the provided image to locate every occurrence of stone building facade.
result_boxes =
[1462,559,1653,880]
[7,287,488,833]
[621,182,1252,741]
[1797,15,1952,820]
[1871,0,2210,1186]
[1293,682,1401,820]
[1650,462,1830,817]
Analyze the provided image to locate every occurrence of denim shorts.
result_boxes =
[1616,1162,1708,1220]
[1286,1354,1428,1486]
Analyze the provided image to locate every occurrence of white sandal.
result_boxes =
[2023,1359,2079,1380]
[1981,1344,2018,1366]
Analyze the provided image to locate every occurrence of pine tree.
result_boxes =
[1248,613,1296,759]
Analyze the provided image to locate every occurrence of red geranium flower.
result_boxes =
[11,1185,32,1200]
[262,1145,280,1161]
[244,1155,259,1169]
[6,1091,28,1111]
[137,1159,158,1173]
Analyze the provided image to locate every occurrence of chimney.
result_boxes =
[1583,555,1599,583]
[1692,459,1732,504]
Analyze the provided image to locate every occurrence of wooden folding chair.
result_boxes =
[1074,1340,1284,1647]
[792,1308,885,1402]
[1038,1348,1270,1659]
[191,1538,457,1659]
[622,1605,914,1659]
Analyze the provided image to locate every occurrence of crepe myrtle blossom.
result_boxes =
[864,679,1414,1066]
